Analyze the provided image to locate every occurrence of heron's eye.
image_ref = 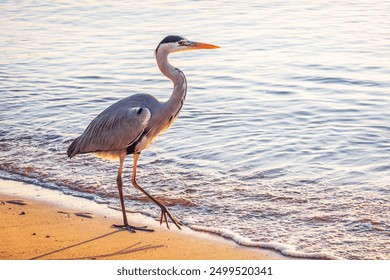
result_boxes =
[178,40,186,46]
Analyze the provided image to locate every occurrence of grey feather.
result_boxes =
[67,105,151,158]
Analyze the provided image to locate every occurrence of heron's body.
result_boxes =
[67,35,218,231]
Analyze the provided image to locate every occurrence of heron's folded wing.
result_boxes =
[74,107,151,154]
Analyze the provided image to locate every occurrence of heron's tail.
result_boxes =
[67,137,80,158]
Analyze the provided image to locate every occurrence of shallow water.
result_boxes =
[1,0,389,259]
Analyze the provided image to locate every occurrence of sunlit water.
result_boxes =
[1,0,389,259]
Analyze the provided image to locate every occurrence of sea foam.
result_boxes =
[190,225,341,260]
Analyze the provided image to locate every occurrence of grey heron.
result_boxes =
[67,35,219,232]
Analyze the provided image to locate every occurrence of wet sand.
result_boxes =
[0,179,288,260]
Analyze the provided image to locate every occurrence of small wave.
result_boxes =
[371,164,390,173]
[73,75,102,80]
[263,90,295,95]
[0,162,44,178]
[295,75,384,88]
[123,193,196,207]
[241,168,287,181]
[190,225,341,260]
[0,169,98,201]
[345,218,388,232]
[305,215,335,223]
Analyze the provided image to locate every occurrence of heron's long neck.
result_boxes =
[156,51,187,110]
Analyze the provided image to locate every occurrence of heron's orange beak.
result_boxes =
[189,41,220,49]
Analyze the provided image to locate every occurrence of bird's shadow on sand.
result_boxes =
[30,229,163,260]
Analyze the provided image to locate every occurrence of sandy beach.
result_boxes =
[0,179,288,260]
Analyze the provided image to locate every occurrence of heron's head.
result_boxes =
[155,35,219,56]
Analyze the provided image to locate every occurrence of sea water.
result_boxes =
[1,0,389,259]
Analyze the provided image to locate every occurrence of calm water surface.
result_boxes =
[1,0,389,259]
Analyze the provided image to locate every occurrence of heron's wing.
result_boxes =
[67,107,151,157]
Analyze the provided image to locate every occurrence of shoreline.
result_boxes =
[0,178,290,260]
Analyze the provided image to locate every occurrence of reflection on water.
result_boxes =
[1,0,389,259]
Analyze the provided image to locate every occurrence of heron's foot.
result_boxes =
[159,205,182,230]
[112,223,154,233]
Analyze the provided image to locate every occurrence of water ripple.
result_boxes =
[1,0,389,260]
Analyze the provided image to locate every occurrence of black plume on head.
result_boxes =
[155,35,185,54]
[159,35,185,45]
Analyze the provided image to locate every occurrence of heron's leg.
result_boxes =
[117,157,129,225]
[132,152,182,230]
[112,156,154,232]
